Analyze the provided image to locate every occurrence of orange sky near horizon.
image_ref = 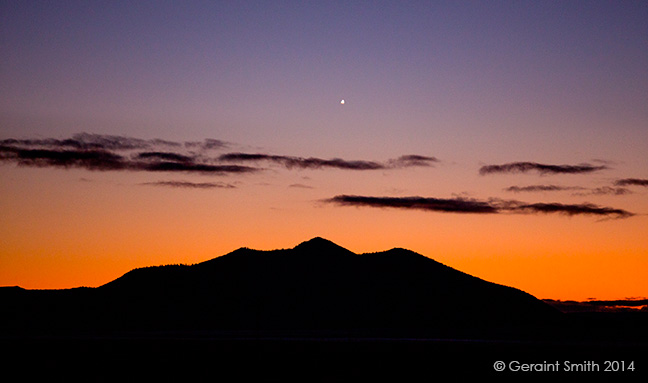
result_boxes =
[1,2,647,303]
[1,163,646,301]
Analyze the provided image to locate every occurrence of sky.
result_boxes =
[1,1,647,301]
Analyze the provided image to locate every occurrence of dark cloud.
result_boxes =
[134,151,194,163]
[15,133,177,151]
[1,133,228,152]
[327,195,499,214]
[0,138,87,149]
[512,202,633,218]
[184,138,228,150]
[293,158,383,170]
[218,153,384,170]
[218,153,273,162]
[327,195,633,219]
[505,185,631,196]
[288,183,314,189]
[387,155,439,168]
[0,143,257,175]
[479,162,607,175]
[615,178,648,187]
[141,181,235,189]
[504,185,582,193]
[71,133,182,150]
[0,146,127,171]
[0,134,150,151]
[218,153,436,170]
[2,134,436,175]
[573,187,631,196]
[134,161,256,174]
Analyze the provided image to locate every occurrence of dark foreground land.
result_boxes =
[2,239,645,380]
[3,315,646,382]
[2,335,645,381]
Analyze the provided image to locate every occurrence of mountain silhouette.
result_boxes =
[4,238,648,381]
[1,237,559,336]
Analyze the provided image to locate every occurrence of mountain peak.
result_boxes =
[4,237,562,338]
[293,237,354,255]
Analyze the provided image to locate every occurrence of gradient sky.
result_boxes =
[1,1,647,300]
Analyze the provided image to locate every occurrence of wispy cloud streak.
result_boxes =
[1,134,438,175]
[480,162,607,175]
[327,195,633,219]
[1,133,179,151]
[219,153,383,170]
[141,181,235,189]
[512,202,633,218]
[328,195,499,213]
[134,152,194,163]
[218,153,437,170]
[137,161,254,174]
[0,146,127,170]
[505,184,631,196]
[572,187,631,196]
[0,137,256,175]
[387,155,439,168]
[1,133,227,152]
[615,178,648,187]
[288,183,314,189]
[504,185,583,193]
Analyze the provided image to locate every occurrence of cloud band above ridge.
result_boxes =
[480,162,607,175]
[1,134,438,175]
[327,195,633,219]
